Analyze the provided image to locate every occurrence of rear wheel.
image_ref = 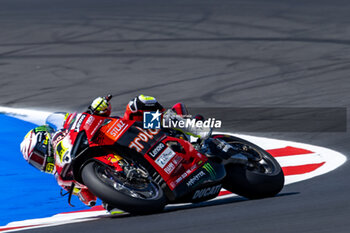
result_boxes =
[214,135,284,199]
[81,161,166,214]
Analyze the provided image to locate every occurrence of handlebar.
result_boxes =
[105,94,113,102]
[88,94,113,114]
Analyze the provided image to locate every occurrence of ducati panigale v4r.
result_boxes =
[50,100,284,214]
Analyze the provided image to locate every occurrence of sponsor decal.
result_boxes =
[155,147,176,168]
[203,163,216,179]
[186,171,206,187]
[187,164,198,175]
[143,110,162,129]
[164,162,175,174]
[169,181,176,189]
[74,114,86,132]
[175,171,189,185]
[43,136,49,145]
[85,115,95,127]
[128,127,160,152]
[54,136,72,164]
[45,163,55,173]
[107,120,128,139]
[173,164,199,186]
[149,143,165,158]
[56,141,68,163]
[51,132,65,149]
[172,155,182,165]
[34,125,51,133]
[175,176,182,184]
[192,184,222,199]
[91,119,103,136]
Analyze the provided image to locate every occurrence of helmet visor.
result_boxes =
[28,138,48,171]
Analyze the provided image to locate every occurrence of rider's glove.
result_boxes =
[90,97,110,115]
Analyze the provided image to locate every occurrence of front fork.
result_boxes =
[63,153,125,207]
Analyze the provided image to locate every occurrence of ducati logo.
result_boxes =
[192,184,222,199]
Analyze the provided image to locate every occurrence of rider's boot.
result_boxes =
[102,202,124,215]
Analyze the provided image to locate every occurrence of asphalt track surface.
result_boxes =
[1,0,350,232]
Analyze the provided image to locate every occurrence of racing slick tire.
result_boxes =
[81,161,167,214]
[214,135,285,199]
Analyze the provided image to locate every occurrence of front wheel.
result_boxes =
[214,135,285,199]
[81,161,167,214]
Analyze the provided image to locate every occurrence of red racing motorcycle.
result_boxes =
[49,101,284,214]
